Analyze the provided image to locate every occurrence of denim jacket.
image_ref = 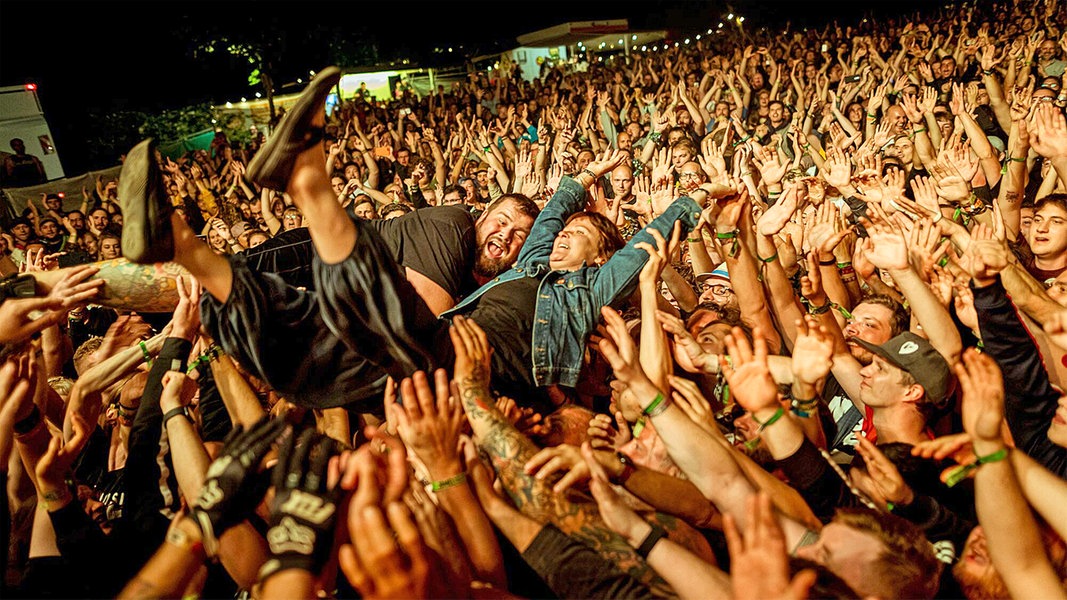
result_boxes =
[441,176,702,388]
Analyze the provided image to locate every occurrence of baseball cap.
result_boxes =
[850,332,952,405]
[696,263,731,286]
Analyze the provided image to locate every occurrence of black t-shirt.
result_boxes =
[370,205,477,300]
[467,275,541,391]
[243,226,316,289]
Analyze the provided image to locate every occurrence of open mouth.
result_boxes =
[486,239,506,258]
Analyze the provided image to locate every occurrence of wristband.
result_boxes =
[943,447,1009,487]
[757,252,777,282]
[717,229,741,258]
[635,525,668,558]
[139,340,153,365]
[791,397,819,418]
[819,257,837,266]
[643,393,670,417]
[163,406,191,427]
[580,168,597,180]
[430,472,468,492]
[805,297,833,315]
[753,406,785,431]
[744,406,785,450]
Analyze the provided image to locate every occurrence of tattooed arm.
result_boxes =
[33,259,187,313]
[448,316,671,595]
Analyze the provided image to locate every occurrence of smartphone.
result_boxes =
[844,74,862,83]
[400,107,412,116]
[820,43,829,53]
[374,147,392,158]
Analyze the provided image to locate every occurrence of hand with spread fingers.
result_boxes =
[189,417,289,558]
[261,427,342,579]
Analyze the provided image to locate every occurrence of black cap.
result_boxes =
[850,332,952,405]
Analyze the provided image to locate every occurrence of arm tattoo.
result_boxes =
[92,259,186,312]
[458,376,673,595]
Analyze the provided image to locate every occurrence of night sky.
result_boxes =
[2,0,937,173]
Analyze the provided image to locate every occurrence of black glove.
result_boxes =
[190,417,288,558]
[260,427,340,579]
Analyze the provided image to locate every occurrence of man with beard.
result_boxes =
[107,133,537,415]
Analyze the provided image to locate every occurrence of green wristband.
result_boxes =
[431,472,468,492]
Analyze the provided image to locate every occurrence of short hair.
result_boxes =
[564,211,625,260]
[1035,192,1067,214]
[833,508,942,599]
[670,138,698,155]
[48,376,75,399]
[441,184,466,200]
[73,336,105,375]
[859,294,910,337]
[380,203,412,219]
[487,193,540,222]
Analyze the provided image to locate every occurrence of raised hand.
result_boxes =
[726,493,816,600]
[721,326,779,414]
[1030,102,1067,159]
[262,428,341,578]
[791,316,834,386]
[954,348,1006,448]
[190,417,289,557]
[636,223,681,286]
[389,369,466,482]
[864,220,911,271]
[666,374,718,434]
[757,182,799,237]
[339,499,446,599]
[169,274,201,341]
[854,437,915,510]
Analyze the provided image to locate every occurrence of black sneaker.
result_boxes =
[118,138,173,264]
[246,66,341,191]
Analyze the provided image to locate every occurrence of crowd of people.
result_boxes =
[2,0,1067,597]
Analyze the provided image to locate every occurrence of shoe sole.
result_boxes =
[118,138,173,263]
[247,66,341,190]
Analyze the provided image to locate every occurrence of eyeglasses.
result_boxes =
[679,172,704,180]
[702,283,733,296]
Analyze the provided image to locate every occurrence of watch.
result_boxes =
[614,452,636,485]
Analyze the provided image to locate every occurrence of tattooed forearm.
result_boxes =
[91,259,187,312]
[457,378,672,595]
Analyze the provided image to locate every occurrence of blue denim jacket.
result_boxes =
[441,176,702,388]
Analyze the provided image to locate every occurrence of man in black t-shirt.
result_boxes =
[195,195,537,412]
